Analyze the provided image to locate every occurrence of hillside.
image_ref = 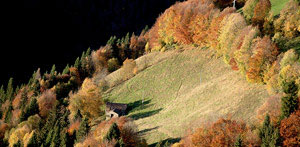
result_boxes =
[103,47,270,145]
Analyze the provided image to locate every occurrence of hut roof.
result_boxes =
[106,102,127,111]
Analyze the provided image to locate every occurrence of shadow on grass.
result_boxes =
[149,137,181,147]
[138,126,159,135]
[127,99,152,113]
[129,108,162,120]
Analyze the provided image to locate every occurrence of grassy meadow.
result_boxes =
[103,48,270,145]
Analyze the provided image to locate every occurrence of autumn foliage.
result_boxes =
[246,36,279,83]
[179,118,249,146]
[280,110,300,146]
[76,117,146,147]
[252,0,271,28]
[37,90,57,118]
[68,78,105,122]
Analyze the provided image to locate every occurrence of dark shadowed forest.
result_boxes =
[1,0,182,85]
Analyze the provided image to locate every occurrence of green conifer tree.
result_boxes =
[20,98,39,122]
[50,124,60,147]
[50,65,56,76]
[76,117,89,142]
[105,123,121,141]
[281,81,299,119]
[259,114,280,147]
[74,57,81,69]
[234,135,243,147]
[62,64,70,75]
[27,131,39,147]
[6,78,14,101]
[86,47,91,57]
[45,130,54,147]
[13,140,21,147]
[0,85,5,103]
[4,102,13,123]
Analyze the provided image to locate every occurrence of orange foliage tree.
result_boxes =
[252,0,271,28]
[246,36,279,83]
[180,118,248,146]
[280,110,300,146]
[37,90,57,118]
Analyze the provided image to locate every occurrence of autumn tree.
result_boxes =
[37,90,57,118]
[218,13,247,63]
[68,78,105,122]
[252,0,271,29]
[280,110,300,146]
[181,118,248,146]
[246,36,278,83]
[243,0,259,23]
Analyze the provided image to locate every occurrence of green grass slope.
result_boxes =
[271,0,289,15]
[103,48,270,145]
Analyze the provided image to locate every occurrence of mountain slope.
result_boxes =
[102,47,270,145]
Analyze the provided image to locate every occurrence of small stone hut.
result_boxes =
[105,102,128,120]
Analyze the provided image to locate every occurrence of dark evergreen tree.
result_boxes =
[50,121,62,147]
[105,123,121,141]
[281,81,299,119]
[0,85,5,103]
[259,114,280,147]
[45,130,54,147]
[4,102,13,123]
[20,98,39,122]
[86,47,91,57]
[50,65,56,76]
[234,135,243,147]
[76,117,89,142]
[13,140,21,147]
[27,131,39,147]
[19,91,28,111]
[39,104,58,143]
[60,129,69,147]
[74,57,81,69]
[62,64,70,75]
[6,78,14,101]
[74,109,82,121]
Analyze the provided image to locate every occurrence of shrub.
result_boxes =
[121,59,138,81]
[107,58,120,73]
[76,117,144,147]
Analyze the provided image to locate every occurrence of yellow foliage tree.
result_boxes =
[68,78,105,122]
